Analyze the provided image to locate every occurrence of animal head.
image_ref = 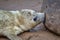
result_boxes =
[19,9,45,29]
[9,9,45,30]
[21,9,45,24]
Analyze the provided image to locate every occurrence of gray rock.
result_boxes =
[41,0,60,35]
[45,11,60,35]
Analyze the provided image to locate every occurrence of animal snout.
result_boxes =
[33,13,45,23]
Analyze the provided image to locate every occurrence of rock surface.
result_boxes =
[0,31,60,40]
[41,0,60,35]
[45,11,60,35]
[20,31,60,40]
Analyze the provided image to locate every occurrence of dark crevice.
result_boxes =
[0,36,9,40]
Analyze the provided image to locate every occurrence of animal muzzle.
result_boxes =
[33,12,45,23]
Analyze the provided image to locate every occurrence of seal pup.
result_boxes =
[0,9,45,40]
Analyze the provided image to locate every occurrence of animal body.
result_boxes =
[0,9,44,40]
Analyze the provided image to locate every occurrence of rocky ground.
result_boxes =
[0,0,60,40]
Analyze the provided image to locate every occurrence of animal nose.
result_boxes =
[33,16,37,21]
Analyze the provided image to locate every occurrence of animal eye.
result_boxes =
[33,16,37,21]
